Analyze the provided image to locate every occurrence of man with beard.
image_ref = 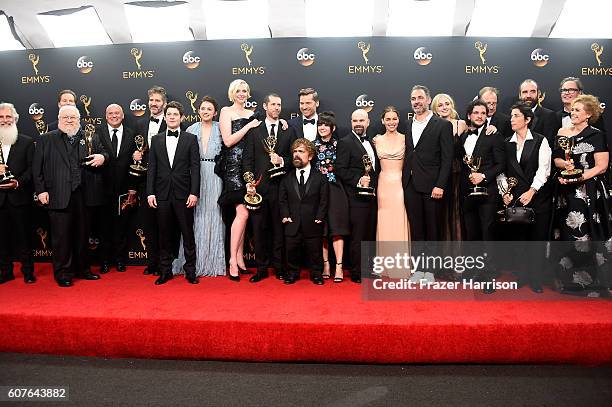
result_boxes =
[279,138,328,285]
[47,89,77,133]
[288,88,320,142]
[243,93,296,282]
[479,86,512,138]
[336,109,379,283]
[518,79,559,147]
[0,103,35,284]
[33,105,108,287]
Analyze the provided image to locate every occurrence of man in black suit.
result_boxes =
[96,104,137,274]
[556,77,607,132]
[336,109,379,283]
[243,93,296,282]
[288,87,319,142]
[146,101,200,285]
[47,89,77,133]
[479,86,512,138]
[279,138,329,285]
[0,103,35,284]
[519,79,560,147]
[33,105,107,287]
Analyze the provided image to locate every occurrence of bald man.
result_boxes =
[336,109,379,283]
[95,104,137,273]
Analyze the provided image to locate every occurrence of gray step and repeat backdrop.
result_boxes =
[0,36,609,264]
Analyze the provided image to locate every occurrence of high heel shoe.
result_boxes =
[322,260,331,279]
[228,264,240,282]
[238,265,253,275]
[334,263,344,283]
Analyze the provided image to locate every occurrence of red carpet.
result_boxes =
[1,263,611,364]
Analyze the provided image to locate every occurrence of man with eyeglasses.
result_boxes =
[33,105,108,287]
[556,77,606,132]
[479,86,512,138]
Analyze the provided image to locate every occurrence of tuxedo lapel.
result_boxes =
[350,134,368,157]
[52,133,70,167]
[531,108,541,131]
[406,120,415,150]
[471,127,486,159]
[291,173,301,199]
[303,171,314,197]
[117,129,131,158]
[160,134,171,169]
[415,117,435,149]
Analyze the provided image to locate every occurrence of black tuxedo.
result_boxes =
[489,111,512,139]
[279,167,329,280]
[32,129,109,282]
[96,124,138,264]
[0,134,35,278]
[147,129,200,278]
[288,116,306,140]
[531,105,560,148]
[242,122,296,276]
[402,115,453,241]
[457,127,506,241]
[335,132,379,279]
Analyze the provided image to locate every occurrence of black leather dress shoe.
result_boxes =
[249,272,268,283]
[350,276,361,284]
[23,274,36,284]
[186,275,199,284]
[82,272,100,280]
[275,272,285,280]
[155,274,173,285]
[116,262,126,272]
[284,277,296,285]
[57,279,72,287]
[100,263,111,274]
[312,277,324,285]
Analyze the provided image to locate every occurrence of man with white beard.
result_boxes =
[33,105,108,287]
[0,103,35,284]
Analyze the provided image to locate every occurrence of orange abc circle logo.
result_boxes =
[76,56,94,74]
[296,48,316,66]
[413,47,433,65]
[129,98,147,116]
[530,48,550,67]
[355,94,374,112]
[28,103,45,120]
[182,51,201,69]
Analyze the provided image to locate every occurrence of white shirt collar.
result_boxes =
[413,111,433,124]
[510,129,534,143]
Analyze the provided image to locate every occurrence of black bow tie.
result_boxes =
[303,118,316,125]
[357,134,368,143]
[562,111,570,117]
[167,130,179,138]
[467,129,480,136]
[150,117,160,124]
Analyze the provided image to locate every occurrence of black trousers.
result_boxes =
[463,197,498,241]
[48,188,89,281]
[348,201,377,278]
[98,201,133,264]
[250,185,284,274]
[0,200,33,275]
[157,199,195,278]
[285,232,323,280]
[405,180,444,241]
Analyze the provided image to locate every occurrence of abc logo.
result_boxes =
[600,102,606,111]
[245,100,258,111]
[129,99,147,117]
[296,48,316,67]
[530,48,550,67]
[76,56,94,74]
[182,51,201,69]
[355,94,374,112]
[413,47,433,66]
[28,103,45,120]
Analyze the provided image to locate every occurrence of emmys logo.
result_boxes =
[581,42,611,76]
[130,98,147,117]
[184,90,200,123]
[348,41,383,74]
[21,53,51,84]
[538,92,546,107]
[296,48,316,67]
[413,47,433,66]
[123,48,155,79]
[33,228,52,257]
[182,51,201,69]
[28,103,45,121]
[80,95,92,117]
[355,94,374,113]
[76,56,94,74]
[35,119,48,135]
[531,48,550,67]
[465,40,500,74]
[130,229,148,259]
[232,43,265,75]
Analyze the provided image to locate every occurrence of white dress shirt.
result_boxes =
[1,141,11,163]
[108,124,123,158]
[561,110,572,129]
[265,118,279,137]
[464,129,481,157]
[411,111,433,147]
[352,131,376,172]
[295,163,312,184]
[147,114,164,147]
[166,129,180,167]
[302,113,318,142]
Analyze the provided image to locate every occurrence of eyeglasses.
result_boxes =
[559,88,579,94]
[59,116,79,121]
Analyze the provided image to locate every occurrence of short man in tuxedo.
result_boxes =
[288,87,319,142]
[518,79,560,147]
[33,105,107,287]
[134,85,167,276]
[336,109,379,283]
[97,104,137,274]
[146,101,200,285]
[0,103,35,284]
[243,93,296,282]
[47,89,77,133]
[279,138,329,285]
[479,86,512,138]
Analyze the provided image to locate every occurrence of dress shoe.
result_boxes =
[186,275,199,284]
[143,266,158,275]
[312,276,324,285]
[155,274,173,285]
[57,279,72,287]
[284,277,296,285]
[530,283,543,294]
[100,262,111,274]
[116,262,126,272]
[350,275,361,284]
[275,270,285,280]
[81,272,100,280]
[249,272,268,283]
[23,274,36,284]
